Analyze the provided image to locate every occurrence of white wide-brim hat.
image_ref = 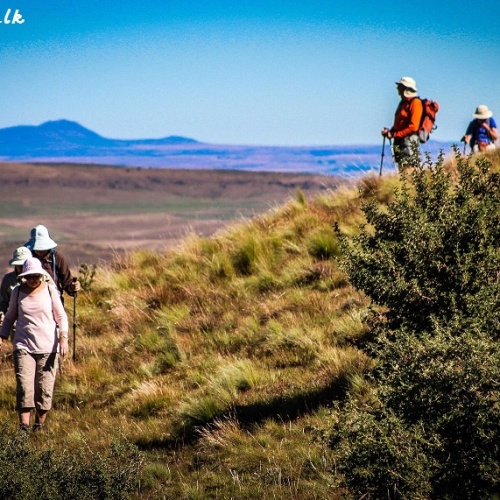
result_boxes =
[17,257,50,279]
[395,76,418,98]
[24,224,57,251]
[9,246,33,266]
[473,104,493,119]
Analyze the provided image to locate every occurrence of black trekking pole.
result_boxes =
[379,135,386,176]
[72,278,77,362]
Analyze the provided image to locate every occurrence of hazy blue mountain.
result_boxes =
[0,120,457,176]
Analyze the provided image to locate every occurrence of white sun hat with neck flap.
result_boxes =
[395,76,418,98]
[24,225,58,251]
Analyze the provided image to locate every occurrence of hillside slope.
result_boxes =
[0,148,498,499]
[1,166,386,497]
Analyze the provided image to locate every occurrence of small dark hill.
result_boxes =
[0,120,198,155]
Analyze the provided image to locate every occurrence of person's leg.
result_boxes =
[18,410,31,431]
[34,352,58,431]
[394,135,420,169]
[13,349,36,431]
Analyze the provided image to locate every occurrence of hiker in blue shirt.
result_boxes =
[463,105,498,153]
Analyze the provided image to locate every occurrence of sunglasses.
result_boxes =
[26,274,42,281]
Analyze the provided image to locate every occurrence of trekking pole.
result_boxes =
[72,278,77,362]
[379,135,386,177]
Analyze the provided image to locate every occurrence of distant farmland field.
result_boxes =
[1,161,348,272]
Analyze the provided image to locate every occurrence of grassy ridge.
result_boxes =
[2,176,382,497]
[1,149,497,498]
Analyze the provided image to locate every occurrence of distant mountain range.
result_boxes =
[0,120,457,176]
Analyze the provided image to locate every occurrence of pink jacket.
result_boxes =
[0,282,68,354]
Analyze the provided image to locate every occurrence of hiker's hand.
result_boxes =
[70,280,81,293]
[59,335,69,357]
[381,128,392,138]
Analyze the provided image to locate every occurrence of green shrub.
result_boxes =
[0,426,143,499]
[331,405,437,499]
[339,150,499,333]
[78,263,97,292]
[376,325,500,496]
[332,150,500,497]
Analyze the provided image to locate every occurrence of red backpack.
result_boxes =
[418,98,439,143]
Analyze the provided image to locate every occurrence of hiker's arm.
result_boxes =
[51,285,69,357]
[463,134,472,144]
[483,122,498,141]
[0,288,18,343]
[0,277,10,316]
[56,254,80,296]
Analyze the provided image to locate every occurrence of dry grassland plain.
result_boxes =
[0,161,348,273]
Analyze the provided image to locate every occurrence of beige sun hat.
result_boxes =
[9,247,32,266]
[24,224,57,251]
[17,257,50,279]
[473,104,493,119]
[395,76,418,98]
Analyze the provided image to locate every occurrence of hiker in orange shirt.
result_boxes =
[382,76,423,166]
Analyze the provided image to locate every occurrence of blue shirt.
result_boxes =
[466,117,497,145]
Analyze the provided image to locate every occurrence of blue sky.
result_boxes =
[1,1,499,145]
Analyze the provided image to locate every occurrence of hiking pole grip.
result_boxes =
[72,278,77,362]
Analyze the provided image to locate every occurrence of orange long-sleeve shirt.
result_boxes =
[391,97,423,139]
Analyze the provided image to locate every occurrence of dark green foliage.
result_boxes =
[339,151,499,333]
[0,426,143,500]
[332,150,500,498]
[375,326,500,496]
[331,405,437,499]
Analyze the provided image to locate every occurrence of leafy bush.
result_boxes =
[332,150,500,497]
[339,151,499,333]
[331,404,437,499]
[0,426,143,500]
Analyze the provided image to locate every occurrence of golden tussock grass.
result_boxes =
[4,162,471,496]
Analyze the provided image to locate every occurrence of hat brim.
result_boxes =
[25,239,57,251]
[18,269,50,278]
[473,111,493,119]
[395,82,418,92]
[9,259,27,266]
